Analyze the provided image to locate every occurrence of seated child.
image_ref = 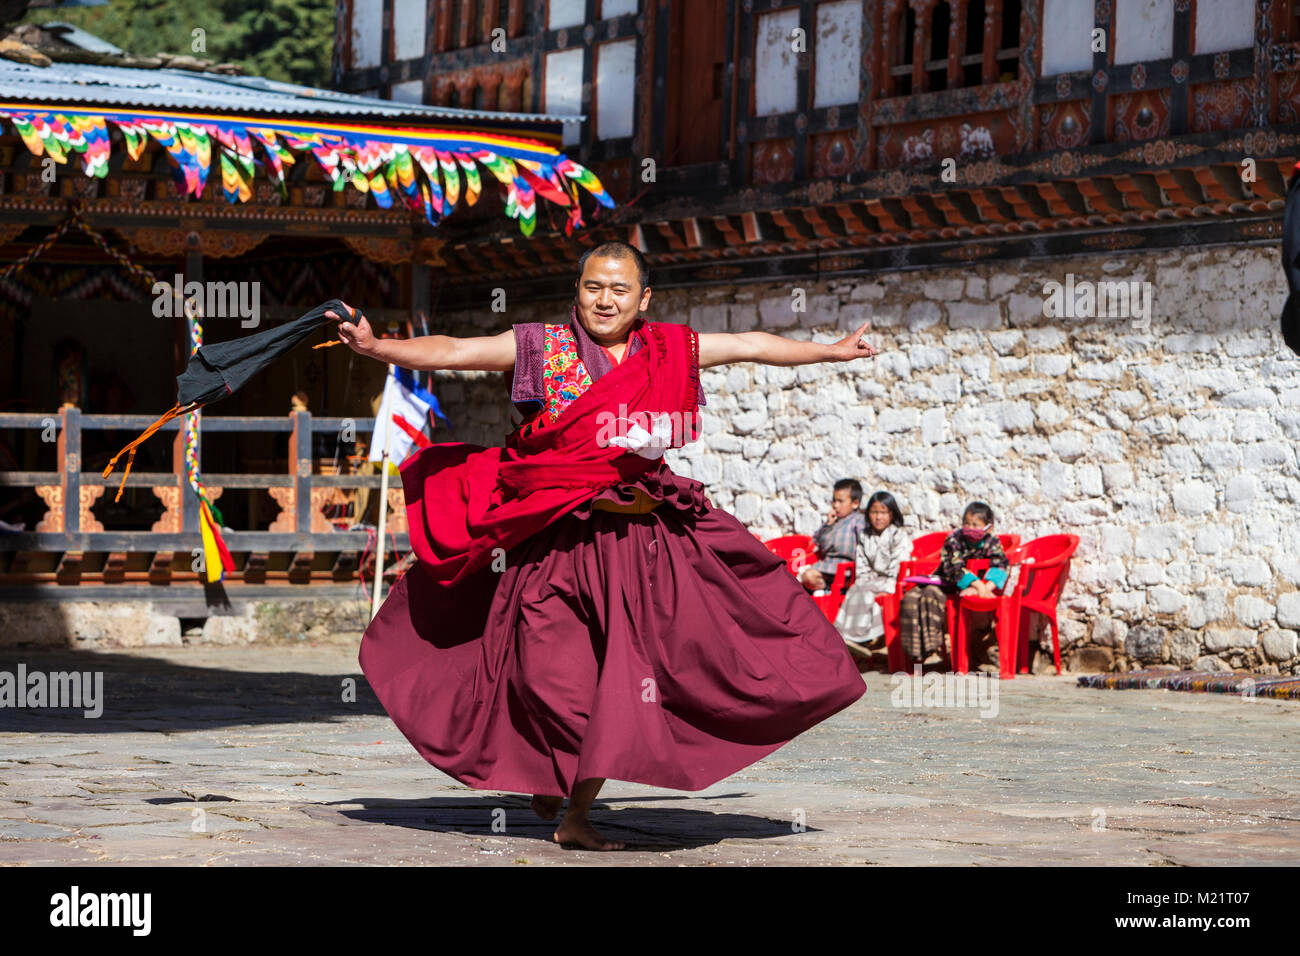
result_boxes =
[799,478,866,594]
[835,490,911,656]
[899,501,1009,665]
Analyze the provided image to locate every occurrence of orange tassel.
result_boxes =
[101,400,202,503]
[311,339,342,349]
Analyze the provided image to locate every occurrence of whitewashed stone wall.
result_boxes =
[428,244,1300,674]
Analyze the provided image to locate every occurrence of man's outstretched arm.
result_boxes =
[697,320,878,369]
[327,302,516,371]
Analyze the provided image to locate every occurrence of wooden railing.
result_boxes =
[0,408,411,586]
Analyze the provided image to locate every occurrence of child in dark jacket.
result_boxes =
[899,501,1009,664]
[939,501,1009,596]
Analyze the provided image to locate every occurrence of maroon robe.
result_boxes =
[359,313,865,797]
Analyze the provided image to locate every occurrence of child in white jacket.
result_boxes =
[835,491,911,653]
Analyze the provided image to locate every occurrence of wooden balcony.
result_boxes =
[0,408,411,590]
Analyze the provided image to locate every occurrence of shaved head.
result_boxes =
[577,241,649,294]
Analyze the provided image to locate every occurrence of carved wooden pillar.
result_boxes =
[293,411,312,534]
[911,0,935,94]
[434,0,454,52]
[452,70,477,108]
[174,248,204,537]
[479,0,500,44]
[478,66,504,111]
[502,62,528,111]
[174,405,201,535]
[882,0,901,97]
[432,75,456,106]
[506,0,524,38]
[455,0,472,48]
[58,405,81,535]
[947,0,965,89]
[983,0,1001,86]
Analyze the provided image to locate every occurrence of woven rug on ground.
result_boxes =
[1077,669,1300,700]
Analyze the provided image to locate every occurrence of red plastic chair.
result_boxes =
[1014,534,1080,675]
[878,531,948,672]
[946,553,1023,679]
[812,561,856,621]
[763,535,817,576]
[946,535,1024,677]
[909,531,949,560]
[884,532,1021,673]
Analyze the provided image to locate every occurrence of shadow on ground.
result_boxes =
[333,792,805,851]
[0,647,384,733]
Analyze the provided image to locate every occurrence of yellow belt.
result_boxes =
[590,487,661,514]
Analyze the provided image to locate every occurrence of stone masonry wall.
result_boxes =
[425,244,1300,674]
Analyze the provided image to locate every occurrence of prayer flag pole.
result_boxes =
[371,365,395,621]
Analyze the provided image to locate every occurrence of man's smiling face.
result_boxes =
[575,254,652,347]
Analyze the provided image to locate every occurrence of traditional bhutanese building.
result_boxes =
[0,15,611,642]
[331,0,1299,675]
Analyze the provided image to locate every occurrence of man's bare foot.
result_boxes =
[530,795,562,820]
[552,818,625,851]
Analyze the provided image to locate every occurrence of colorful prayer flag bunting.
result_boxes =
[0,104,614,234]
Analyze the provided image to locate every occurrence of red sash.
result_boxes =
[399,318,701,587]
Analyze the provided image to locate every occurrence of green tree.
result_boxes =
[24,0,333,86]
[224,0,334,87]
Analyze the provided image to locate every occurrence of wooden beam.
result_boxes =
[768,209,811,241]
[1112,174,1165,211]
[801,206,845,239]
[682,217,704,248]
[103,551,127,584]
[997,185,1039,220]
[968,188,1017,222]
[332,550,359,582]
[898,195,943,230]
[710,215,746,246]
[1249,160,1288,201]
[827,201,875,235]
[243,551,268,584]
[1074,178,1127,214]
[650,220,688,252]
[288,550,314,585]
[862,197,906,231]
[930,191,979,227]
[1032,182,1081,218]
[1152,170,1196,206]
[56,550,83,586]
[148,550,174,586]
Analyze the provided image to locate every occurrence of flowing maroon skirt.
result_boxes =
[359,461,866,797]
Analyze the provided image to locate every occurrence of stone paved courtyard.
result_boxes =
[1,643,1297,866]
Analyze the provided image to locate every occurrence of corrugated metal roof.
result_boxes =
[40,22,124,55]
[0,57,585,125]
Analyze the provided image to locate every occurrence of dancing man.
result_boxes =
[330,241,878,850]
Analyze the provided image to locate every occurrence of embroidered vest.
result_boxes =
[519,323,596,439]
